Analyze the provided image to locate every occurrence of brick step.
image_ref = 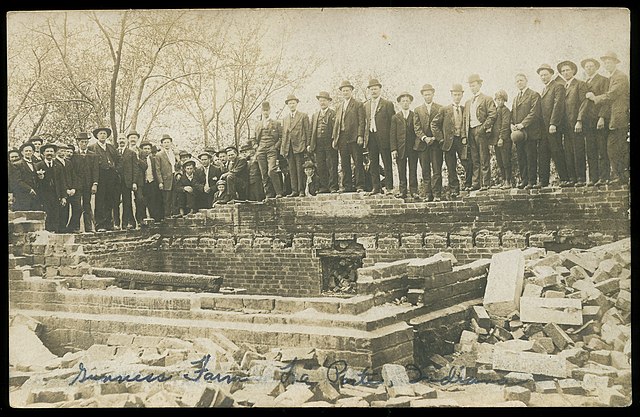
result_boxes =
[92,267,222,293]
[15,308,414,371]
[8,255,30,268]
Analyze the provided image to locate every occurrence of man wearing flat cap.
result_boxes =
[587,51,629,185]
[175,159,202,215]
[581,57,610,185]
[463,74,497,191]
[511,73,543,190]
[431,84,468,199]
[390,91,417,199]
[251,101,284,198]
[88,127,120,231]
[537,64,570,187]
[34,143,60,232]
[309,91,338,193]
[363,79,396,195]
[154,133,179,219]
[280,94,310,197]
[413,84,443,201]
[558,60,589,186]
[332,80,366,193]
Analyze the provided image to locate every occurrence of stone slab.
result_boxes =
[520,297,583,326]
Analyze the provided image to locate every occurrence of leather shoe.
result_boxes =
[290,192,299,197]
[524,184,533,190]
[433,197,441,202]
[480,186,488,191]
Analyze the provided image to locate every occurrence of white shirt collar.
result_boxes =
[56,156,65,165]
[97,141,107,150]
[401,109,410,118]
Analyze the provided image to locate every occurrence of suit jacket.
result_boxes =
[309,108,336,152]
[563,78,589,128]
[281,111,310,157]
[413,102,442,152]
[121,148,140,189]
[53,158,75,200]
[226,157,249,188]
[539,81,566,128]
[363,98,395,149]
[304,174,320,196]
[332,98,365,146]
[154,148,179,191]
[584,73,610,122]
[13,159,39,197]
[88,142,119,173]
[135,156,147,190]
[71,150,99,193]
[34,160,58,205]
[176,173,203,193]
[143,153,161,183]
[463,93,497,139]
[254,118,282,150]
[511,88,542,140]
[194,165,222,191]
[390,111,417,160]
[490,106,512,146]
[212,189,232,205]
[594,69,629,130]
[431,104,465,152]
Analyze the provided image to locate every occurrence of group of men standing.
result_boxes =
[8,51,629,233]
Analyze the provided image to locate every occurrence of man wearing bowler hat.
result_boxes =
[332,80,366,192]
[154,133,179,219]
[463,74,497,191]
[414,83,443,201]
[537,64,570,187]
[251,101,283,198]
[431,84,468,199]
[581,57,610,185]
[309,91,338,193]
[88,127,120,231]
[34,143,60,232]
[558,60,589,186]
[511,73,543,190]
[390,91,417,199]
[363,78,396,195]
[587,51,629,185]
[280,94,310,197]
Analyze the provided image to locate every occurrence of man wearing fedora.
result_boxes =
[581,57,610,186]
[280,94,310,197]
[511,73,543,190]
[537,64,570,187]
[463,74,497,191]
[68,132,98,232]
[221,146,249,200]
[363,78,396,195]
[175,159,202,215]
[120,131,145,229]
[88,127,120,231]
[332,80,366,193]
[29,136,44,163]
[12,142,42,212]
[558,60,589,186]
[34,143,60,232]
[241,142,265,202]
[252,101,284,198]
[587,51,628,185]
[390,91,417,199]
[431,84,467,199]
[195,150,222,208]
[154,133,179,219]
[413,83,443,201]
[140,141,163,222]
[309,91,338,193]
[52,143,77,232]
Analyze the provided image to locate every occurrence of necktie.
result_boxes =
[205,167,209,188]
[341,102,347,130]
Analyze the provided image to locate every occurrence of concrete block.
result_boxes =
[495,339,534,351]
[476,369,503,382]
[598,259,623,278]
[503,386,530,404]
[532,266,561,288]
[179,385,218,407]
[335,397,369,407]
[520,297,582,326]
[589,350,611,366]
[522,283,543,298]
[558,378,585,395]
[483,249,525,316]
[598,388,630,406]
[591,268,611,283]
[544,290,566,298]
[313,380,340,403]
[492,350,569,378]
[557,348,589,367]
[407,256,452,277]
[582,374,611,392]
[412,384,437,398]
[594,278,620,295]
[562,251,598,274]
[274,383,314,406]
[609,351,630,369]
[428,354,450,368]
[240,351,266,370]
[471,306,491,330]
[106,333,135,347]
[532,337,555,354]
[504,372,535,391]
[615,290,630,312]
[522,247,546,261]
[535,380,557,393]
[146,391,180,407]
[543,323,574,350]
[381,363,415,397]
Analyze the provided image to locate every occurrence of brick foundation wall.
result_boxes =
[74,230,163,272]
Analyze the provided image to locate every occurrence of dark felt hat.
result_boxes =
[198,151,212,159]
[600,51,620,64]
[225,146,238,153]
[182,160,196,168]
[19,142,34,152]
[420,84,435,93]
[127,131,140,139]
[29,135,44,144]
[396,91,414,103]
[338,80,355,90]
[285,94,300,104]
[580,58,600,70]
[178,150,192,158]
[367,78,382,89]
[467,74,483,84]
[216,179,226,186]
[302,160,316,169]
[261,101,271,111]
[92,128,112,139]
[316,91,332,101]
[557,60,578,75]
[450,83,464,93]
[536,64,555,75]
[511,129,527,144]
[40,143,58,153]
[239,143,253,152]
[75,132,91,141]
[160,134,173,142]
[139,141,153,149]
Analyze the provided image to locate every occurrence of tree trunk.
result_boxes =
[108,12,128,144]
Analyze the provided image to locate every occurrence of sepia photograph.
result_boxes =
[6,7,631,408]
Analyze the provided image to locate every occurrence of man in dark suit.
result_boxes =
[390,91,417,199]
[139,141,162,222]
[280,94,310,197]
[309,91,338,193]
[332,80,366,193]
[588,51,629,185]
[29,136,44,163]
[511,73,543,190]
[69,132,99,232]
[120,134,143,229]
[363,79,396,195]
[302,160,320,197]
[35,143,60,232]
[175,160,202,215]
[581,58,610,185]
[195,151,222,208]
[413,84,443,201]
[154,134,179,219]
[12,142,42,211]
[431,84,467,199]
[241,143,265,202]
[52,143,77,232]
[221,146,249,200]
[463,74,497,191]
[88,128,120,231]
[558,60,589,186]
[252,101,283,198]
[537,64,569,187]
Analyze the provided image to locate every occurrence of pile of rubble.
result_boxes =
[436,238,631,406]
